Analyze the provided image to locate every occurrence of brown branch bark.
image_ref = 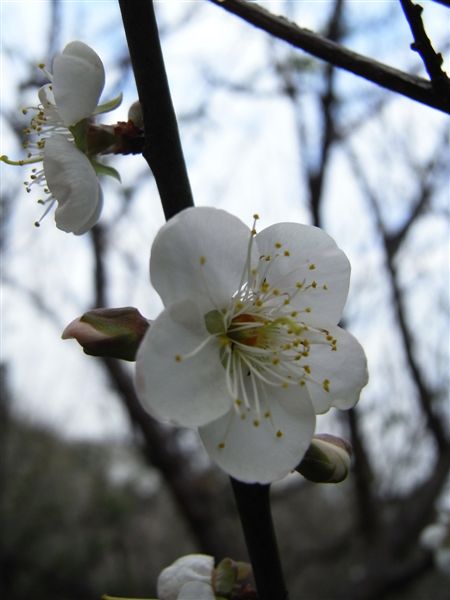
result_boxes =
[208,0,450,114]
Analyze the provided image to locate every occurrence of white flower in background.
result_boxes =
[421,513,450,575]
[1,41,122,235]
[136,207,368,483]
[157,554,215,600]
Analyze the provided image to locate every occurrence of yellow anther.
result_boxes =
[175,354,182,362]
[199,255,206,265]
[299,380,306,386]
[218,442,225,449]
[323,284,328,290]
[303,365,311,374]
[253,419,260,427]
[323,379,330,392]
[305,307,312,313]
[251,228,257,235]
[311,281,317,288]
[264,411,271,418]
[235,399,242,406]
[275,242,282,249]
[309,263,316,270]
[296,282,303,289]
[284,250,290,256]
[291,311,298,317]
[253,213,260,220]
[276,430,283,438]
[281,382,289,389]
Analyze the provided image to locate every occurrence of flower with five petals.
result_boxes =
[1,41,122,234]
[136,207,368,483]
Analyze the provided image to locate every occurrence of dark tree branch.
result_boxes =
[119,3,288,595]
[231,480,288,600]
[119,0,194,219]
[346,408,379,540]
[400,0,450,91]
[208,0,450,114]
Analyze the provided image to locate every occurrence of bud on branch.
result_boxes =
[62,307,149,361]
[296,433,352,483]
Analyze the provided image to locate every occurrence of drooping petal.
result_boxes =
[135,300,231,428]
[200,385,316,483]
[157,555,214,600]
[52,41,105,126]
[43,135,101,235]
[255,223,350,326]
[150,207,256,313]
[304,325,368,413]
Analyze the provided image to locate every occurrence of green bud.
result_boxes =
[213,558,254,599]
[62,307,149,361]
[296,434,352,483]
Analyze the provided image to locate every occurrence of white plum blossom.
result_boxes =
[136,207,368,483]
[157,554,215,600]
[1,41,121,234]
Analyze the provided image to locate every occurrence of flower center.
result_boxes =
[228,313,267,347]
[175,215,337,445]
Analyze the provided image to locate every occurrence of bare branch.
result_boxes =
[399,0,450,92]
[208,0,450,114]
[346,144,450,452]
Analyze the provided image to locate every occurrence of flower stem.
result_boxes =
[118,0,194,219]
[231,478,289,600]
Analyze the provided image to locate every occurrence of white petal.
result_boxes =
[135,300,231,428]
[255,223,350,326]
[178,581,215,600]
[150,207,255,313]
[157,555,214,600]
[305,325,368,413]
[52,41,105,125]
[43,135,101,235]
[200,385,316,483]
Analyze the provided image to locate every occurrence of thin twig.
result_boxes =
[399,0,450,92]
[208,0,450,114]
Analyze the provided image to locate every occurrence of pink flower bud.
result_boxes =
[62,306,149,361]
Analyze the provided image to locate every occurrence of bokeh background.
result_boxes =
[1,1,449,599]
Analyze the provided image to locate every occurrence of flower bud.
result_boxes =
[213,557,253,598]
[157,554,215,600]
[296,434,352,483]
[62,307,149,361]
[128,100,144,129]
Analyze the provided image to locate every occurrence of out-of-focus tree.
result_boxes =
[1,1,449,599]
